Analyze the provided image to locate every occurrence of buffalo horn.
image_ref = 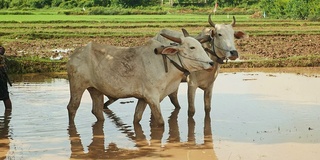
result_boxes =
[231,16,236,27]
[208,14,215,28]
[196,35,211,43]
[160,33,182,44]
[181,28,190,37]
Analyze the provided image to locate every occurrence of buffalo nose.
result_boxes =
[209,61,214,66]
[230,50,238,56]
[229,50,239,60]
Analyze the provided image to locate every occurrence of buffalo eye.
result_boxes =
[190,46,195,49]
[218,33,222,36]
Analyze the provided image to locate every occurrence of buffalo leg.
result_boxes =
[67,83,85,123]
[204,87,213,114]
[187,85,197,117]
[88,87,105,121]
[147,100,164,127]
[134,99,147,123]
[168,89,181,109]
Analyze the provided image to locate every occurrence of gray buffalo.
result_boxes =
[104,14,247,117]
[183,14,247,116]
[67,29,214,126]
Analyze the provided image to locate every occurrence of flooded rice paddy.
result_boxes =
[0,68,320,160]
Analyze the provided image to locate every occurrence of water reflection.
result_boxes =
[68,108,217,159]
[3,70,320,159]
[0,110,11,159]
[68,121,108,159]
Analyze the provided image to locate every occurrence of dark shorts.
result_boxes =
[0,73,9,100]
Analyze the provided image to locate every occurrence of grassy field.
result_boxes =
[1,14,319,40]
[0,14,319,73]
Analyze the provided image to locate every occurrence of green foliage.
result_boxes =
[259,0,288,18]
[0,0,10,9]
[9,0,24,9]
[286,0,309,19]
[259,0,320,20]
[26,0,51,8]
[306,0,320,21]
[117,0,159,8]
[0,0,260,10]
[59,0,78,8]
[60,6,167,15]
[0,0,317,20]
[51,0,63,7]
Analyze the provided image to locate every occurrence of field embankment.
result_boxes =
[0,14,319,73]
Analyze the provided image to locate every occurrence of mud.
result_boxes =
[3,34,320,61]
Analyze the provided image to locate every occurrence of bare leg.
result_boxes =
[4,98,12,110]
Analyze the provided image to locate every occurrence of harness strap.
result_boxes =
[162,55,190,76]
[167,56,190,76]
[161,54,168,73]
[204,48,224,64]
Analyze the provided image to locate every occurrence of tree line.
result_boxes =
[0,0,257,8]
[259,0,319,20]
[0,0,318,20]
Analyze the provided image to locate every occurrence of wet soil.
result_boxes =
[2,34,320,73]
[4,34,320,60]
[236,34,320,59]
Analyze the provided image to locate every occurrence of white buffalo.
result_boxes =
[67,29,214,126]
[104,14,247,117]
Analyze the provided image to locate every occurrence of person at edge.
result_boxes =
[0,45,12,110]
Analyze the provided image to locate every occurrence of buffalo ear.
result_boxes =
[154,46,165,54]
[234,31,248,39]
[210,29,215,38]
[161,47,179,55]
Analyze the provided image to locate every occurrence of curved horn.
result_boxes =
[181,28,190,37]
[208,14,215,28]
[196,35,212,43]
[160,33,182,44]
[231,16,236,27]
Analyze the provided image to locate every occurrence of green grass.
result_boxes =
[0,14,250,22]
[1,14,319,41]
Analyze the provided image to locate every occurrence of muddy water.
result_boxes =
[0,68,320,160]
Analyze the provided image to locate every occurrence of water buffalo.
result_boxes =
[67,29,214,126]
[104,14,247,117]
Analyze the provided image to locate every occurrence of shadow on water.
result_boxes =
[0,110,11,159]
[68,108,217,159]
